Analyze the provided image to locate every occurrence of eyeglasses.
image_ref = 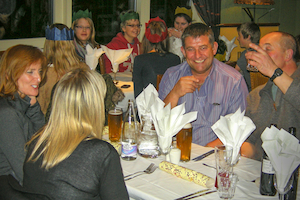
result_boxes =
[75,26,91,30]
[126,24,142,28]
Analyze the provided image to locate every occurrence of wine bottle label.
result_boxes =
[262,159,275,174]
[121,142,137,157]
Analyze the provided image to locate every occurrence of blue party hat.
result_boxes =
[45,25,74,41]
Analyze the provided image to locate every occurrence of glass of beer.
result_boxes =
[108,107,123,142]
[176,123,193,162]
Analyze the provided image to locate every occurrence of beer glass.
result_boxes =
[176,123,193,162]
[108,107,123,142]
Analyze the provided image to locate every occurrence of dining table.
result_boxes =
[120,143,300,200]
[109,71,135,112]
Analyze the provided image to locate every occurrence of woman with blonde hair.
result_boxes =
[37,23,88,114]
[71,9,99,61]
[22,68,129,199]
[0,44,47,184]
[133,17,180,97]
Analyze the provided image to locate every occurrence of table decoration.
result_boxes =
[159,161,214,188]
[211,108,256,165]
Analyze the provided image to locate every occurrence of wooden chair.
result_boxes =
[250,71,269,90]
[98,54,106,74]
[156,74,163,91]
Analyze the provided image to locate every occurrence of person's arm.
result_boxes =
[99,146,129,200]
[246,43,293,94]
[163,76,200,108]
[0,109,28,183]
[240,141,255,158]
[206,138,223,147]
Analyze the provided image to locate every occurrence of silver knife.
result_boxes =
[192,149,214,161]
[174,189,210,200]
[184,190,217,200]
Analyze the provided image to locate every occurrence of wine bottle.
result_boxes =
[260,124,277,196]
[121,100,138,161]
[283,127,298,200]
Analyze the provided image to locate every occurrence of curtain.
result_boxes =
[192,0,221,39]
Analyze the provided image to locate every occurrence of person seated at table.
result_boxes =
[240,31,300,161]
[104,10,141,73]
[158,23,248,147]
[234,22,261,92]
[22,68,129,199]
[133,17,180,97]
[0,44,47,184]
[71,9,99,62]
[168,6,192,62]
[37,23,89,115]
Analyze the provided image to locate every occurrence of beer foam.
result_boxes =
[108,110,122,115]
[183,123,192,129]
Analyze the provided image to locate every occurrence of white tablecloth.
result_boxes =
[121,144,299,200]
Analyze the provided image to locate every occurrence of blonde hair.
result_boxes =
[27,68,107,170]
[0,44,47,98]
[72,17,98,47]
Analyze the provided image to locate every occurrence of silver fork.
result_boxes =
[124,163,157,181]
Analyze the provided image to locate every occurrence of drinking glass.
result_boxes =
[176,123,192,162]
[112,64,119,84]
[217,172,239,199]
[246,48,259,72]
[108,107,123,142]
[274,173,294,200]
[215,145,233,188]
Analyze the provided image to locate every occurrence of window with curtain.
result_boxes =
[0,0,53,40]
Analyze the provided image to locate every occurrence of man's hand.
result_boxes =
[245,43,278,78]
[163,76,199,108]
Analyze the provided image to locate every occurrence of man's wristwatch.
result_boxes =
[270,68,283,82]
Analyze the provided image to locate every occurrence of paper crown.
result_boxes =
[145,17,168,43]
[120,10,139,23]
[45,25,74,41]
[72,9,92,22]
[175,6,192,19]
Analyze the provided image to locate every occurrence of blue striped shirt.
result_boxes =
[158,59,249,146]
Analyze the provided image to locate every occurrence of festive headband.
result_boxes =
[45,25,74,41]
[175,6,192,19]
[145,17,168,44]
[72,9,92,22]
[120,11,139,23]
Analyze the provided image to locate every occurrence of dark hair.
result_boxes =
[237,22,261,43]
[174,13,192,24]
[181,23,215,48]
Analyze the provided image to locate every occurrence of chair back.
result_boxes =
[250,71,269,90]
[156,74,163,91]
[98,54,106,74]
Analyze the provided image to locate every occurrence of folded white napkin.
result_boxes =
[136,84,158,120]
[101,45,133,73]
[219,35,237,61]
[85,44,105,70]
[211,108,256,165]
[261,126,300,193]
[150,98,197,152]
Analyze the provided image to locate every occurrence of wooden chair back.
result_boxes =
[98,54,106,74]
[156,74,163,91]
[250,71,269,90]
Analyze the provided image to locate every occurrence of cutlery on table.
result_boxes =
[202,163,216,169]
[174,189,210,200]
[183,190,217,200]
[192,149,214,161]
[124,163,157,181]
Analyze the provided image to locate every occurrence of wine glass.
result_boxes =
[274,173,294,200]
[246,48,259,72]
[112,64,119,84]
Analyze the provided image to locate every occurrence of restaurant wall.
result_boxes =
[220,0,300,36]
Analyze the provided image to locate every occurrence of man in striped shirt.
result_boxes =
[159,23,248,146]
